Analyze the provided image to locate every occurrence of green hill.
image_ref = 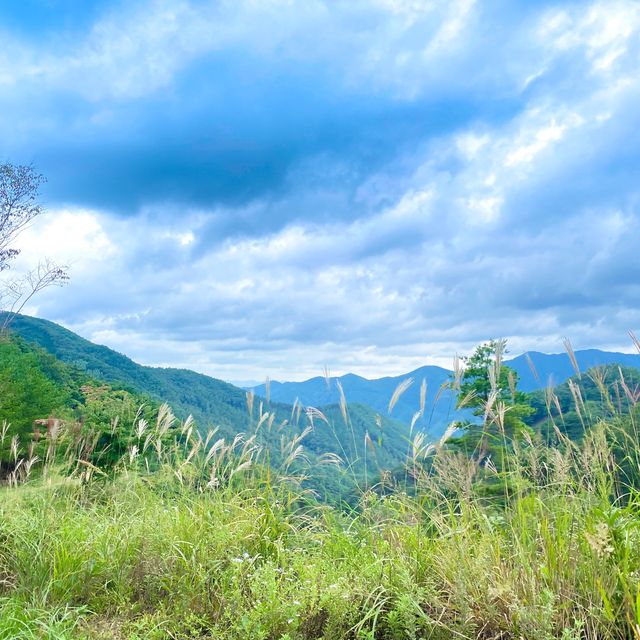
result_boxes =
[1,314,413,499]
[3,313,252,435]
[251,367,464,438]
[527,364,640,441]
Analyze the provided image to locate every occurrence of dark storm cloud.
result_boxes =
[0,0,536,218]
[5,55,517,226]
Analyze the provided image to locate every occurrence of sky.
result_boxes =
[2,0,640,383]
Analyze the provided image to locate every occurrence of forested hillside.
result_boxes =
[0,323,413,500]
[528,364,640,441]
[250,349,640,437]
[4,313,253,433]
[506,349,640,391]
[2,336,640,638]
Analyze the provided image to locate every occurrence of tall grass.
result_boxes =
[1,360,640,637]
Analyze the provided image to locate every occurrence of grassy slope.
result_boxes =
[3,327,640,637]
[1,417,640,639]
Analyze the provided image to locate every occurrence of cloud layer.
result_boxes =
[3,0,640,381]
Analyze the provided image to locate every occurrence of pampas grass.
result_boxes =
[2,343,640,638]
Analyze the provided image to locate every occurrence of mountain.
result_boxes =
[4,313,259,435]
[250,349,640,436]
[9,311,640,441]
[526,364,640,441]
[2,314,413,499]
[506,349,640,391]
[4,312,456,437]
[251,366,466,437]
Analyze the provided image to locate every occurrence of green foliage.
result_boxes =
[1,417,640,639]
[3,312,255,436]
[76,384,160,471]
[0,335,159,476]
[3,332,640,637]
[453,340,534,464]
[527,365,640,441]
[0,596,84,639]
[2,314,416,497]
[0,337,74,446]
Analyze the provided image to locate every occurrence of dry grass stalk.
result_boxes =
[452,355,463,391]
[246,390,255,420]
[322,365,331,389]
[630,330,640,354]
[439,422,458,448]
[507,370,516,399]
[388,378,413,415]
[568,379,586,429]
[336,380,349,426]
[618,367,640,407]
[420,378,427,416]
[563,337,581,378]
[525,352,541,386]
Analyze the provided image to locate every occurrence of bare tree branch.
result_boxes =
[0,163,69,332]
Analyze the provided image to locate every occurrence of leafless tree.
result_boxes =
[0,163,69,331]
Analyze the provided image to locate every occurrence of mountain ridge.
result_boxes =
[7,313,640,438]
[2,313,415,499]
[250,349,640,435]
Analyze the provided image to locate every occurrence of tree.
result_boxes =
[0,338,74,467]
[0,163,68,329]
[453,339,533,465]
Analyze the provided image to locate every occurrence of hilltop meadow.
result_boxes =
[2,330,640,639]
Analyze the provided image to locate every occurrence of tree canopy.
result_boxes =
[452,339,534,465]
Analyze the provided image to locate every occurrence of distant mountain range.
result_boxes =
[506,349,640,390]
[249,367,460,437]
[4,312,639,501]
[250,349,640,436]
[6,313,640,439]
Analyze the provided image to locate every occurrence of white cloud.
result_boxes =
[0,0,535,102]
[4,0,640,380]
[542,0,640,77]
[15,209,116,271]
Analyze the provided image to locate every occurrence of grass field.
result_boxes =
[1,387,640,640]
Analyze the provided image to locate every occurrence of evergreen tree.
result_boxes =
[452,339,533,466]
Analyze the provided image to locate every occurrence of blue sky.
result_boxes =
[3,0,640,382]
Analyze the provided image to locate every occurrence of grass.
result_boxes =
[0,427,639,638]
[2,365,640,637]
